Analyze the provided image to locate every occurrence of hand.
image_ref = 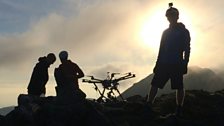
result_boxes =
[182,62,188,74]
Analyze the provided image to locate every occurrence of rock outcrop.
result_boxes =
[1,89,224,126]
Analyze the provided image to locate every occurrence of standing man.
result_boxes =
[54,51,86,104]
[27,53,56,96]
[147,3,191,117]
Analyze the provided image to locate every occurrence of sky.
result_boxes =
[1,0,224,107]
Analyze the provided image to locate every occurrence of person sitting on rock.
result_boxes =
[54,51,86,104]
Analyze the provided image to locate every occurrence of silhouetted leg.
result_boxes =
[147,86,158,104]
[175,88,185,117]
[176,88,185,106]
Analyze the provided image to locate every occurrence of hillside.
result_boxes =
[122,66,224,98]
[0,106,14,116]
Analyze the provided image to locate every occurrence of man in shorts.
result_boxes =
[147,3,191,117]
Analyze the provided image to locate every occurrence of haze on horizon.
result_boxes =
[1,0,224,107]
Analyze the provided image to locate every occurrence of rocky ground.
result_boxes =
[1,89,224,126]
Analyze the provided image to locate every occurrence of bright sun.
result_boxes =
[139,10,168,51]
[139,8,192,52]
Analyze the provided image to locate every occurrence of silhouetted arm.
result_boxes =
[183,30,191,63]
[73,63,84,78]
[156,31,166,63]
[153,31,166,73]
[182,29,190,74]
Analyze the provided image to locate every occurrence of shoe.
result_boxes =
[145,101,152,107]
[175,106,183,117]
[141,101,157,119]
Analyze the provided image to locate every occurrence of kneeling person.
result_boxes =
[54,51,86,104]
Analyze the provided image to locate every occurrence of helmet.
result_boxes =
[165,3,179,17]
[59,51,68,60]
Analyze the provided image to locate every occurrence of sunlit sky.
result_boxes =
[1,0,224,107]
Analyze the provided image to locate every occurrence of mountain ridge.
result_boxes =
[122,66,224,98]
[0,106,14,116]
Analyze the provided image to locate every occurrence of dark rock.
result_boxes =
[3,89,224,126]
[0,114,4,126]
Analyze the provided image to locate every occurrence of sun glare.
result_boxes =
[139,10,168,51]
[138,7,193,52]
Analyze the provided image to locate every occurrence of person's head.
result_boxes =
[59,51,68,62]
[46,53,56,65]
[165,3,179,24]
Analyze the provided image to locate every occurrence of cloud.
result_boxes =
[0,35,34,68]
[1,0,224,84]
[2,0,224,107]
[0,0,155,70]
[0,0,67,33]
[0,0,156,91]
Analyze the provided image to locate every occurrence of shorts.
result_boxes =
[151,64,184,89]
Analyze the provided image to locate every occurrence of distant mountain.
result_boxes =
[0,106,14,116]
[122,66,224,98]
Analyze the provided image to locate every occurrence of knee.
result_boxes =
[177,87,184,91]
[151,85,159,90]
[176,88,185,94]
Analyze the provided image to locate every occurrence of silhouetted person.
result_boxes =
[27,53,56,96]
[147,3,190,117]
[54,51,86,104]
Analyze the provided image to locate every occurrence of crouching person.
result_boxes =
[54,51,86,104]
